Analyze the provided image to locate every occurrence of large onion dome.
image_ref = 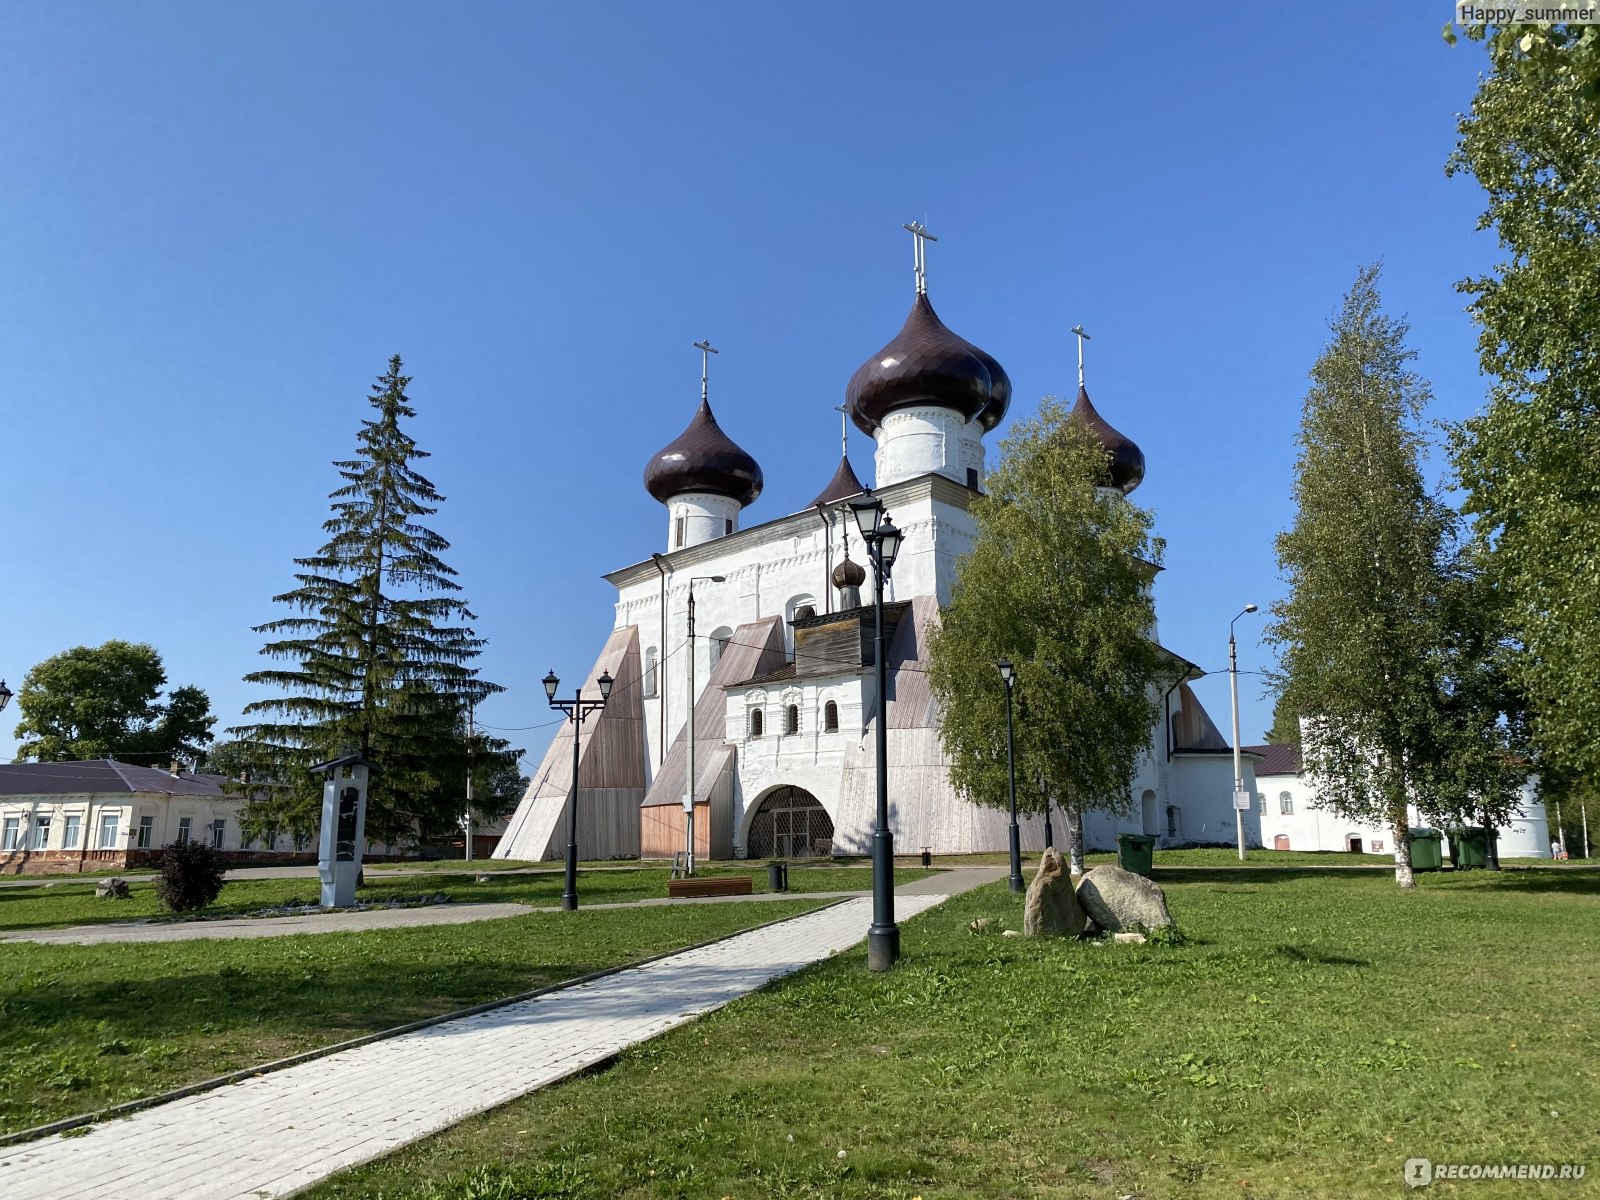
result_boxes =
[846,293,1011,435]
[643,399,764,506]
[1070,385,1144,494]
[809,455,865,507]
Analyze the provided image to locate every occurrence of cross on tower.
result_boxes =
[1070,324,1091,389]
[902,220,937,296]
[693,339,718,403]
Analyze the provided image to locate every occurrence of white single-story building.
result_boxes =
[1247,743,1552,859]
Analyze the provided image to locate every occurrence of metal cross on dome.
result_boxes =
[1071,323,1091,388]
[903,220,937,296]
[693,338,718,403]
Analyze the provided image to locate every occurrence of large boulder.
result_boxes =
[95,877,132,900]
[1022,847,1086,937]
[1075,864,1172,932]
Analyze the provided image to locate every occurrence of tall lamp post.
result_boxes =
[543,668,614,911]
[998,659,1024,892]
[0,679,11,713]
[848,493,903,971]
[684,574,725,876]
[1229,604,1259,863]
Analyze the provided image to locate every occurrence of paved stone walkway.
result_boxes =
[0,890,968,1200]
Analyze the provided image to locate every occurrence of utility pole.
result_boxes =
[463,701,475,863]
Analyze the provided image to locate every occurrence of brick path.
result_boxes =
[0,886,983,1200]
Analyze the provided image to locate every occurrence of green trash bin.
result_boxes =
[1117,833,1156,877]
[1446,825,1492,869]
[1408,827,1443,871]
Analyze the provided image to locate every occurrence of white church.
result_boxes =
[496,235,1263,863]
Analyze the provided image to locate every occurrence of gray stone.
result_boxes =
[1075,864,1172,932]
[1022,847,1086,937]
[1112,931,1148,944]
[95,877,132,900]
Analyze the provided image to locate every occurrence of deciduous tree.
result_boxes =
[927,400,1169,874]
[11,640,215,764]
[1448,22,1600,785]
[1268,266,1518,888]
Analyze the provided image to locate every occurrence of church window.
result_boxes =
[967,467,979,489]
[1279,792,1294,815]
[824,700,839,732]
[675,516,685,548]
[709,629,731,671]
[785,704,799,734]
[725,518,734,536]
[749,708,764,739]
[643,647,659,698]
[795,605,816,622]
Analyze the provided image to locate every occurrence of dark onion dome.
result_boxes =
[969,342,1012,431]
[1070,384,1145,494]
[643,399,764,506]
[846,293,1010,435]
[809,455,865,508]
[832,555,866,589]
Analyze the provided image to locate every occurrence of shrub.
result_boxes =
[155,839,226,912]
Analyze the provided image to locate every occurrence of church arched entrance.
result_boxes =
[746,786,834,859]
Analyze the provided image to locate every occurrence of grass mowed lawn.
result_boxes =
[0,865,912,932]
[306,868,1599,1200]
[0,899,827,1135]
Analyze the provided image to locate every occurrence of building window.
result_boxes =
[63,815,81,849]
[137,815,154,850]
[794,605,815,622]
[749,708,764,739]
[643,647,659,698]
[785,704,799,735]
[98,813,120,849]
[1279,792,1294,815]
[1166,805,1180,839]
[177,817,192,844]
[31,816,52,850]
[709,630,731,671]
[211,819,226,849]
[1,818,19,851]
[1371,839,1385,853]
[675,515,685,548]
[725,518,734,536]
[824,700,839,733]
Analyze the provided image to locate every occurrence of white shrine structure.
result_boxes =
[496,232,1261,863]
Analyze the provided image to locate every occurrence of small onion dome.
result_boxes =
[643,399,764,506]
[810,455,865,508]
[846,293,1009,435]
[1070,385,1145,494]
[832,556,867,589]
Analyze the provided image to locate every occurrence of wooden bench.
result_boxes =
[666,875,754,899]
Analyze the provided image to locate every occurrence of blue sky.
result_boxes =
[0,2,1497,768]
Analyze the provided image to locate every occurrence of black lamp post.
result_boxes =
[848,492,903,971]
[0,679,11,713]
[999,658,1024,893]
[543,667,614,911]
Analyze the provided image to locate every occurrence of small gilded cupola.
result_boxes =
[643,340,764,551]
[844,222,1010,490]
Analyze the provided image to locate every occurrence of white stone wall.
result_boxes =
[664,491,744,551]
[873,406,973,489]
[0,793,248,852]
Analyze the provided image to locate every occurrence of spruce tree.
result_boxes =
[232,357,513,845]
[927,400,1169,874]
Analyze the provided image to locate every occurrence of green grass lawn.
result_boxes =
[0,865,918,932]
[0,899,828,1135]
[304,868,1600,1200]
